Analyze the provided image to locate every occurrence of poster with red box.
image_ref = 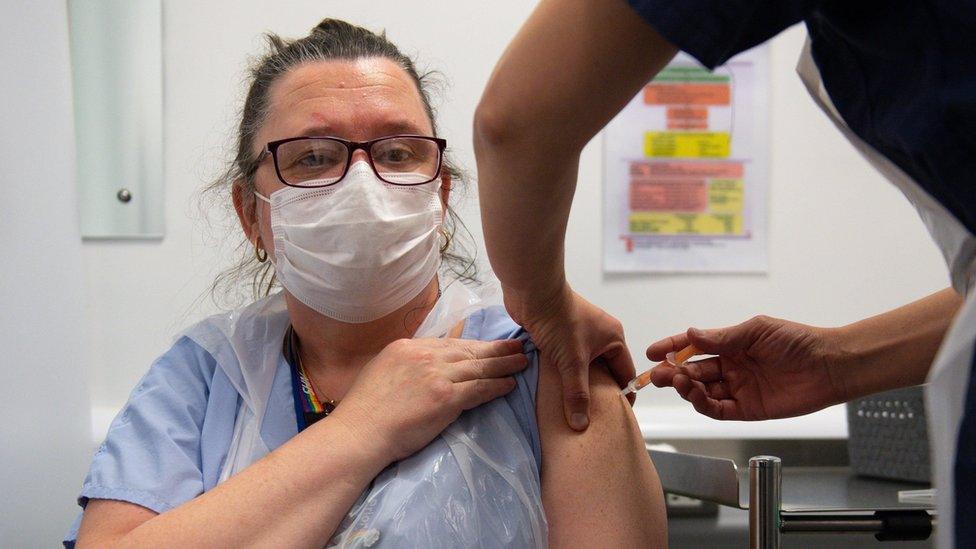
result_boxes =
[603,47,769,273]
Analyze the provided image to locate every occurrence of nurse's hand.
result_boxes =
[645,316,847,421]
[506,283,636,431]
[332,337,529,463]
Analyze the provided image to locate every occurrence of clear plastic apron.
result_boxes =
[197,280,546,547]
[797,38,976,548]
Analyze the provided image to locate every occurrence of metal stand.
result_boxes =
[749,456,782,549]
[649,449,935,548]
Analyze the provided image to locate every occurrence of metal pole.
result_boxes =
[750,456,782,549]
[781,515,884,533]
[780,511,935,540]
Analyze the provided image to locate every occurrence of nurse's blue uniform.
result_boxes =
[624,1,976,546]
[63,305,542,547]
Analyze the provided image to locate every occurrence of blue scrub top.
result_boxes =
[63,306,541,546]
[626,0,976,237]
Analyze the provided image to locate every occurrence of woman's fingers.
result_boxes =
[646,333,690,361]
[451,352,529,382]
[435,337,525,362]
[453,377,518,410]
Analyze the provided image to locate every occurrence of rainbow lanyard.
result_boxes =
[296,358,332,415]
[284,325,335,431]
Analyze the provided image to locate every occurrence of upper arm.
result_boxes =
[475,0,678,151]
[71,337,217,545]
[75,500,157,548]
[536,359,667,548]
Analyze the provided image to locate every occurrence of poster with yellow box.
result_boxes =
[603,47,769,272]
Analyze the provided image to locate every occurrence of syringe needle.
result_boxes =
[619,380,637,396]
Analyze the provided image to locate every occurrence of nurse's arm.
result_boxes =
[76,418,391,548]
[647,288,963,421]
[474,0,677,429]
[474,0,676,303]
[537,359,668,547]
[829,287,963,400]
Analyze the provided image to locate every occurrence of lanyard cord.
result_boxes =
[284,325,336,429]
[285,285,441,428]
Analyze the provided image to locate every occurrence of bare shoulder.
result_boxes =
[536,359,668,548]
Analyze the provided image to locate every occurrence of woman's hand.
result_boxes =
[331,338,529,463]
[506,283,636,431]
[646,316,849,421]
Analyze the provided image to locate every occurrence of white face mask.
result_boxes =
[255,160,443,323]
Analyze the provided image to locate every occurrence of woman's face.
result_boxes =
[240,57,449,257]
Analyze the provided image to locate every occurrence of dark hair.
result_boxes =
[206,18,476,305]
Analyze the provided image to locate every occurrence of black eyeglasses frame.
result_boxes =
[256,134,447,188]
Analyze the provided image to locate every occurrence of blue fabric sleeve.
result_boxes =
[76,336,216,512]
[508,335,542,468]
[463,306,542,468]
[626,0,820,69]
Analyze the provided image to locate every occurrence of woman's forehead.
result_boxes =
[262,58,432,142]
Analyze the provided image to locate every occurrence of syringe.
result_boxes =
[619,344,701,396]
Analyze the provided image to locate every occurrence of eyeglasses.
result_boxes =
[257,134,447,188]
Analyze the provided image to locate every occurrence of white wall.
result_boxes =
[0,1,93,544]
[82,1,948,438]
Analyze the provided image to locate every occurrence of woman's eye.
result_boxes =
[378,147,414,163]
[298,153,326,167]
[291,151,339,170]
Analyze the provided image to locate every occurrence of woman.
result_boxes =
[66,19,667,548]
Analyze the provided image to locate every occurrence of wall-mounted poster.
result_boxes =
[603,47,769,273]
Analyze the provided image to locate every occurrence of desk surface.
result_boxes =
[651,450,933,513]
[742,466,932,513]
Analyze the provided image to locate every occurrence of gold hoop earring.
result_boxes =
[438,226,451,253]
[254,237,268,263]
